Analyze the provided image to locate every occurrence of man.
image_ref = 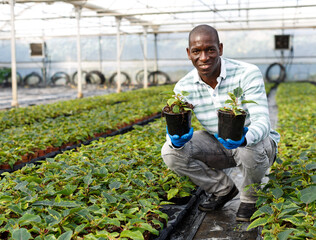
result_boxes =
[161,25,280,222]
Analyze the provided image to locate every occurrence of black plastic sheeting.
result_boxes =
[153,188,204,240]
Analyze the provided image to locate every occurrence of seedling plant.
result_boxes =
[162,91,194,114]
[220,87,257,116]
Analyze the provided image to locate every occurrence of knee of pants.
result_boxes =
[234,138,272,170]
[161,142,187,172]
[161,153,178,171]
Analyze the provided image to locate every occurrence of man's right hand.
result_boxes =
[167,126,194,148]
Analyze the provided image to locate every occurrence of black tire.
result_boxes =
[148,70,171,86]
[85,70,106,85]
[3,71,23,87]
[0,67,22,87]
[71,71,88,85]
[135,69,151,85]
[50,72,71,86]
[23,72,42,87]
[108,71,131,87]
[265,63,286,83]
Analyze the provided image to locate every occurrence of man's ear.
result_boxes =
[219,43,223,56]
[186,47,192,60]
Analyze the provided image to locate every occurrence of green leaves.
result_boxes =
[271,187,283,199]
[228,92,236,102]
[247,216,270,230]
[57,184,77,196]
[181,91,190,96]
[120,230,144,240]
[1,84,175,166]
[164,91,193,114]
[18,213,41,226]
[221,87,257,116]
[0,85,201,239]
[241,100,257,104]
[300,186,316,204]
[167,98,177,107]
[12,228,32,240]
[109,181,122,190]
[277,229,294,240]
[167,188,179,200]
[57,231,73,240]
[233,87,243,98]
[253,83,316,239]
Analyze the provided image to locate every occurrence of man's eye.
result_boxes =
[192,50,199,54]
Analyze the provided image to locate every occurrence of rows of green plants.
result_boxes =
[0,82,274,168]
[248,83,316,239]
[0,116,205,240]
[0,85,174,167]
[0,86,172,132]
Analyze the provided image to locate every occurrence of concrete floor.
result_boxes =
[0,85,126,110]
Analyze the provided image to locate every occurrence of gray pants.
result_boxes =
[161,130,276,203]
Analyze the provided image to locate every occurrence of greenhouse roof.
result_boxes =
[1,0,316,39]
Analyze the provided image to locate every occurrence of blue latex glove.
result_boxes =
[167,126,194,148]
[215,127,248,149]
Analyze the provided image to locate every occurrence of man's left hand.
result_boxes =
[215,127,248,149]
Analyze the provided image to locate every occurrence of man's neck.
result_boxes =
[205,79,218,89]
[200,75,219,89]
[200,63,221,89]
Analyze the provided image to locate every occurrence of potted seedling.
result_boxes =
[218,87,257,140]
[162,91,194,136]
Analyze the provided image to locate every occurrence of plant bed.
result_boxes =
[0,118,205,239]
[1,83,274,169]
[247,83,316,239]
[0,85,173,131]
[0,86,175,167]
[0,112,162,173]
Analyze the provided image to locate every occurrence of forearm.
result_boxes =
[242,67,271,146]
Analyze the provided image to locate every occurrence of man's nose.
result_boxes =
[199,51,208,61]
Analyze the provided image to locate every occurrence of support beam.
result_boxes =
[153,33,158,86]
[75,6,83,98]
[116,17,121,93]
[10,0,18,107]
[153,33,158,72]
[96,4,316,17]
[143,26,148,89]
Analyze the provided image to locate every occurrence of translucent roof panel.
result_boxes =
[0,0,316,39]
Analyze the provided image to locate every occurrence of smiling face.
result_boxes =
[186,26,223,85]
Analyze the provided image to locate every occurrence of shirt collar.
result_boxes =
[193,57,227,84]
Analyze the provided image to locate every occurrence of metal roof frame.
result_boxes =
[1,0,316,38]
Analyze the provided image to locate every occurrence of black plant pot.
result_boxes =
[164,111,192,137]
[217,110,246,141]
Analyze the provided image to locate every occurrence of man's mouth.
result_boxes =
[199,64,211,69]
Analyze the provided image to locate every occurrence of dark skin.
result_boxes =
[186,29,223,89]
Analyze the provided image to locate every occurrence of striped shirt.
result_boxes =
[174,57,280,146]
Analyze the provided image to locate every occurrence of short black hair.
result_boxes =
[188,25,220,47]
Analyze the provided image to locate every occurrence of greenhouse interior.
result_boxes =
[0,0,315,239]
